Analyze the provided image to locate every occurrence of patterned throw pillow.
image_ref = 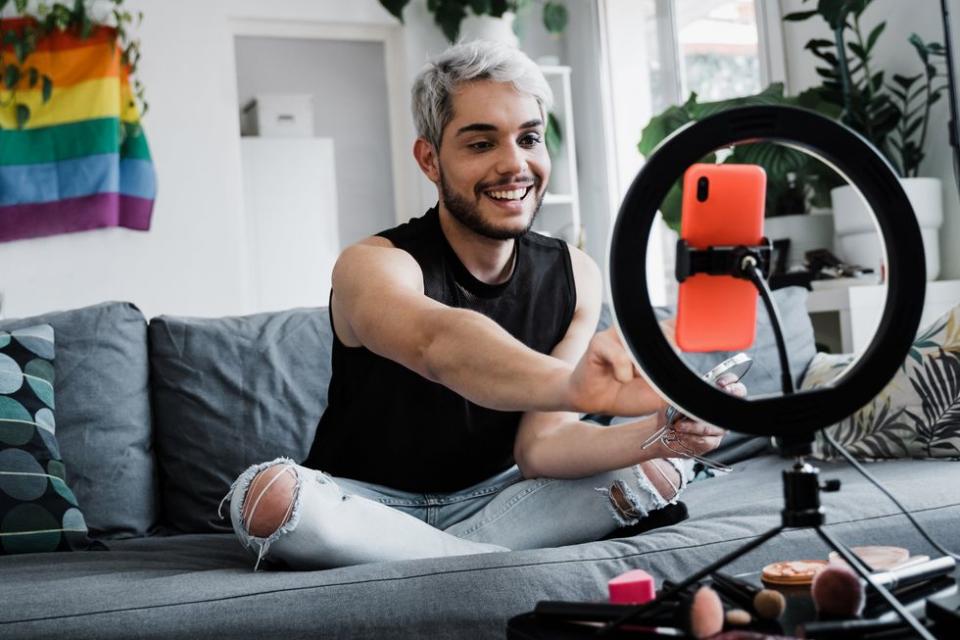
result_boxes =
[801,303,960,460]
[0,325,93,554]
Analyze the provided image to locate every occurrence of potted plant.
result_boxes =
[784,0,948,280]
[378,0,568,46]
[637,82,846,270]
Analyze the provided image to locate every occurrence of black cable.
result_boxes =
[742,260,794,396]
[823,429,960,561]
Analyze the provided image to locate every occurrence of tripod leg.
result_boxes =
[660,525,784,599]
[816,526,935,640]
[600,525,784,636]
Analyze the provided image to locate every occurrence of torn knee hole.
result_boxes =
[608,480,643,519]
[242,464,299,538]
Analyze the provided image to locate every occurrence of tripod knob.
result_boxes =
[821,479,841,492]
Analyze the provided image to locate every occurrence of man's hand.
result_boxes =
[568,327,665,416]
[663,373,747,458]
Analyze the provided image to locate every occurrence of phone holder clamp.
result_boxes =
[674,238,772,284]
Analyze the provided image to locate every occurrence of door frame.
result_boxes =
[229,18,409,227]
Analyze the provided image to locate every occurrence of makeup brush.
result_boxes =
[811,564,866,618]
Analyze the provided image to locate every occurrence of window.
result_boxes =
[600,0,785,304]
[676,0,762,100]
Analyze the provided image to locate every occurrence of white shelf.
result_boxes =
[537,64,581,247]
[542,193,574,205]
[806,279,960,353]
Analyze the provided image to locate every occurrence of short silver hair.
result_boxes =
[411,41,553,150]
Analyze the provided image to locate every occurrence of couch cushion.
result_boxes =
[0,303,157,539]
[0,455,956,639]
[149,307,332,533]
[0,324,95,554]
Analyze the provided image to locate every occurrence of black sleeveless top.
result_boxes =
[303,206,576,492]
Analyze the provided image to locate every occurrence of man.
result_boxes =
[223,41,742,571]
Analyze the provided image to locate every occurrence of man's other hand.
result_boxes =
[667,373,747,457]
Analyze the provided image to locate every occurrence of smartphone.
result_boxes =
[662,353,752,428]
[675,164,766,352]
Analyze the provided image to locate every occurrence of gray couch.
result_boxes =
[1,293,958,639]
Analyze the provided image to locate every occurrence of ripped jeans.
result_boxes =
[220,458,693,571]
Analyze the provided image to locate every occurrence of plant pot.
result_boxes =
[459,11,518,47]
[763,211,834,271]
[830,177,943,281]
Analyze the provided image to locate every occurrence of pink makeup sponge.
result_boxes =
[608,569,656,604]
[688,585,725,639]
[811,564,865,618]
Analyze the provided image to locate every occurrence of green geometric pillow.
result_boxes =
[802,303,960,460]
[0,324,93,554]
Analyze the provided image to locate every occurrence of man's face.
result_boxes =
[435,80,550,240]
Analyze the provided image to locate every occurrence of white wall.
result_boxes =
[0,0,444,320]
[0,0,591,321]
[235,36,395,247]
[779,0,960,280]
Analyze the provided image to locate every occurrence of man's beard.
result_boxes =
[439,170,543,241]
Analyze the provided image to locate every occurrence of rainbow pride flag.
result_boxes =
[0,20,155,243]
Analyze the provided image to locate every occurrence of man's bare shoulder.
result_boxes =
[332,235,424,347]
[335,235,423,289]
[565,244,601,293]
[356,235,394,249]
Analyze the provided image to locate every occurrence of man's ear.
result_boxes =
[413,137,441,184]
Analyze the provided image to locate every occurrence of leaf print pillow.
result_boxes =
[0,325,96,554]
[800,303,960,460]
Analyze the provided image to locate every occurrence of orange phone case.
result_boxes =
[675,163,766,352]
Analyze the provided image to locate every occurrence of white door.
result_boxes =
[241,137,339,312]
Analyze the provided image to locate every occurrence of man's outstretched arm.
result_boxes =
[330,238,662,416]
[512,247,731,480]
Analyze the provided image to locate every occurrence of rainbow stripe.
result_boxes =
[0,20,155,242]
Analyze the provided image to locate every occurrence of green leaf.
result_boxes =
[15,102,29,129]
[542,1,568,34]
[433,0,468,43]
[3,64,19,89]
[27,66,38,87]
[805,38,836,50]
[904,118,922,138]
[545,111,562,157]
[783,9,818,21]
[378,0,409,21]
[638,104,691,157]
[41,74,53,102]
[660,180,684,232]
[467,0,490,14]
[892,73,919,90]
[817,0,856,30]
[866,22,885,52]
[908,33,928,63]
[816,66,837,80]
[849,41,867,60]
[887,86,907,103]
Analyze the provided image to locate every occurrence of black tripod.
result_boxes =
[600,454,934,638]
[601,243,936,638]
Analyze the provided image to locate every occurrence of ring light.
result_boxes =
[609,106,926,437]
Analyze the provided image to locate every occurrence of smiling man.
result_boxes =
[223,41,742,571]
